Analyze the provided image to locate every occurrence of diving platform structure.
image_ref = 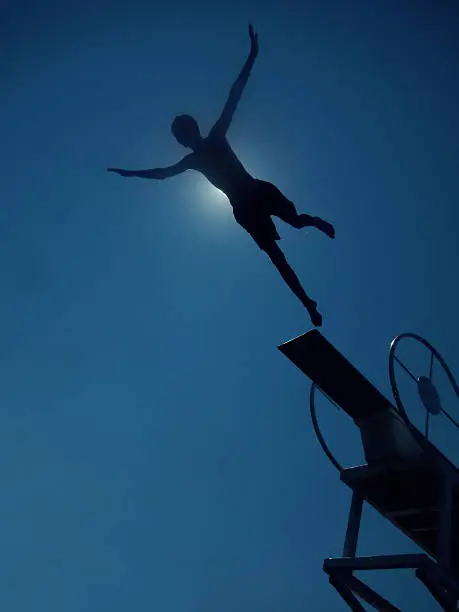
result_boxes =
[279,330,459,612]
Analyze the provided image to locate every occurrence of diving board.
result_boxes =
[279,330,392,420]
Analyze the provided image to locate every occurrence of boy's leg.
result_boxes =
[282,207,335,239]
[266,184,335,238]
[263,242,322,327]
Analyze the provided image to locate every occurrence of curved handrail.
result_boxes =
[389,332,459,414]
[389,332,459,471]
[310,383,344,473]
[310,334,459,476]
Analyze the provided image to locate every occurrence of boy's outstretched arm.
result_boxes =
[108,155,193,179]
[210,24,259,138]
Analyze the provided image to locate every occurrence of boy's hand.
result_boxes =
[107,168,132,177]
[248,24,258,57]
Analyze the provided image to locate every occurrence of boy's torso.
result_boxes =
[188,135,253,199]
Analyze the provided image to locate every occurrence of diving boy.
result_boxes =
[108,25,335,326]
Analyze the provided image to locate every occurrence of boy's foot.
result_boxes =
[306,299,323,327]
[313,217,335,239]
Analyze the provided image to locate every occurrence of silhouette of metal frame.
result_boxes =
[279,330,459,611]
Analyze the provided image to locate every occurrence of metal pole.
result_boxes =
[425,411,430,439]
[438,473,452,568]
[416,568,457,612]
[346,575,402,612]
[329,576,367,612]
[343,490,364,558]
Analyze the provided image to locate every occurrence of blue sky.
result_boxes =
[1,0,459,610]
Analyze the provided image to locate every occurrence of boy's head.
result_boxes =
[171,114,201,148]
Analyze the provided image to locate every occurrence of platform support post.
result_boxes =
[343,490,364,558]
[438,472,453,568]
[416,567,457,612]
[329,576,366,612]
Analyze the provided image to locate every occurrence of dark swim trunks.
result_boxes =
[231,179,296,250]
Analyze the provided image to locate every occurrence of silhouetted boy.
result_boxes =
[108,25,334,326]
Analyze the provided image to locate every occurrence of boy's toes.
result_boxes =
[314,217,335,239]
[325,222,336,239]
[310,309,323,327]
